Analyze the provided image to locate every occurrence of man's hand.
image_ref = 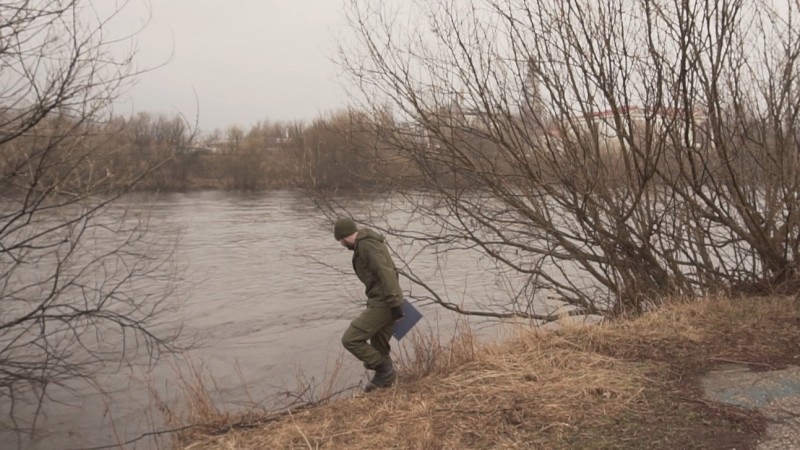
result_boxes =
[390,306,404,322]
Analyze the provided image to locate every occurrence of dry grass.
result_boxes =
[173,295,800,449]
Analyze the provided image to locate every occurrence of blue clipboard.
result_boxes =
[393,299,423,340]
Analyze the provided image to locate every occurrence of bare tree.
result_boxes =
[289,109,394,190]
[206,124,269,189]
[123,112,195,190]
[0,0,181,440]
[327,0,800,318]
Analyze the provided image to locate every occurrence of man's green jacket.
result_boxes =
[352,228,403,308]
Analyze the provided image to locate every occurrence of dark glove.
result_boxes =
[390,306,404,321]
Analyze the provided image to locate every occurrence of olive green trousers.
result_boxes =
[341,304,393,370]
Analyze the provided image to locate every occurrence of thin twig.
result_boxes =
[708,357,776,369]
[288,408,315,449]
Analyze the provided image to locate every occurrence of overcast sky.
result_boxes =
[109,1,350,132]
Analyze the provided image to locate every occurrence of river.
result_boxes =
[2,190,544,450]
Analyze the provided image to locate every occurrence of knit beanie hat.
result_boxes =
[333,218,358,240]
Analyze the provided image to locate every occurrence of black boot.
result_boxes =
[365,360,396,392]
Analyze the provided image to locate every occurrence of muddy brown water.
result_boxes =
[2,190,546,450]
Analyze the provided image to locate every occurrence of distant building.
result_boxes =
[567,105,709,155]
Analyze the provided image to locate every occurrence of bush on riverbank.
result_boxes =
[170,294,800,449]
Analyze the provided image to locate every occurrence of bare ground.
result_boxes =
[173,295,800,449]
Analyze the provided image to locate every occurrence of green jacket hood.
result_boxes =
[355,228,385,246]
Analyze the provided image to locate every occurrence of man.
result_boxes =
[334,217,404,392]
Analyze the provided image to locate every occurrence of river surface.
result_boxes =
[3,190,543,450]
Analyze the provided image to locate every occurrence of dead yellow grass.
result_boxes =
[174,295,800,449]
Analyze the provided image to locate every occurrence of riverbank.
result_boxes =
[172,295,800,449]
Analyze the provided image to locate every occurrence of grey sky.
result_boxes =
[111,1,349,132]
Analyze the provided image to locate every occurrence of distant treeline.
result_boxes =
[0,108,415,195]
[2,102,790,198]
[118,109,417,192]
